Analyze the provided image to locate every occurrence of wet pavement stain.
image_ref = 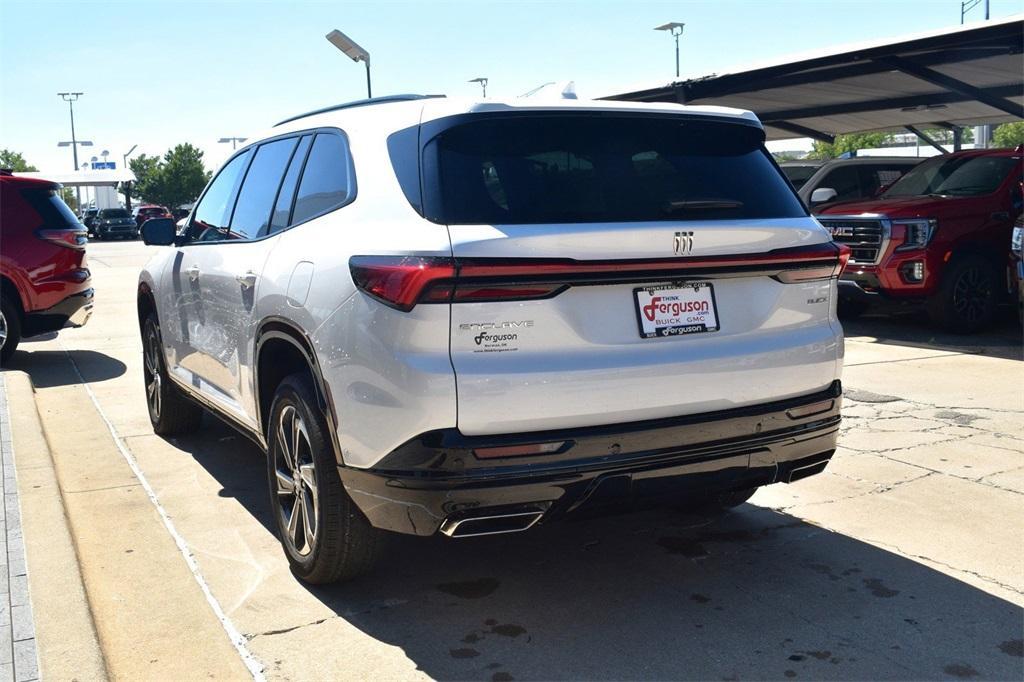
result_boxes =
[449,648,480,659]
[784,670,797,678]
[690,593,711,604]
[943,663,981,678]
[863,578,900,598]
[788,655,805,662]
[657,536,708,558]
[492,673,514,682]
[462,633,481,644]
[436,578,501,599]
[490,624,527,638]
[806,563,841,581]
[805,651,832,661]
[485,663,502,670]
[484,618,498,626]
[934,410,980,425]
[998,639,1023,657]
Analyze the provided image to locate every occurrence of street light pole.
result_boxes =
[326,29,372,99]
[58,92,85,209]
[218,137,247,150]
[654,23,685,79]
[469,77,488,98]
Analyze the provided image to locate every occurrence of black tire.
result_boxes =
[0,295,22,365]
[927,255,998,334]
[267,372,379,584]
[142,314,203,435]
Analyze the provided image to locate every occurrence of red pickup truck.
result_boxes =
[817,149,1023,333]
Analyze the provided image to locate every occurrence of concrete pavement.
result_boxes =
[4,240,1023,680]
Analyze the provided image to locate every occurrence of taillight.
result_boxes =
[350,243,850,311]
[36,228,87,250]
[348,256,455,311]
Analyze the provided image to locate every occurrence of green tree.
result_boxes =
[0,149,38,172]
[806,132,893,160]
[59,187,78,212]
[992,122,1024,148]
[129,154,161,200]
[152,143,210,210]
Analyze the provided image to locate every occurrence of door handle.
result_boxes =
[236,271,258,290]
[186,265,200,282]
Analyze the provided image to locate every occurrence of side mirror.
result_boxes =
[141,218,177,246]
[810,187,838,205]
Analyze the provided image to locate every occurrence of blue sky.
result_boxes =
[1,0,1018,174]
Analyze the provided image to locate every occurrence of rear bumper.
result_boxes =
[23,288,94,337]
[340,381,842,536]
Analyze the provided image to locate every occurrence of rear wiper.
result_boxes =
[663,199,744,215]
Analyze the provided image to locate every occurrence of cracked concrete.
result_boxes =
[5,241,1023,680]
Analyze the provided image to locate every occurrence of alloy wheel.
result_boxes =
[144,329,162,420]
[0,308,7,350]
[274,405,318,557]
[951,266,991,324]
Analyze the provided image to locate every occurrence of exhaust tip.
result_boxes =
[440,510,545,538]
[786,458,829,483]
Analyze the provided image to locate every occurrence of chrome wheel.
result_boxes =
[952,266,991,324]
[274,405,318,557]
[144,328,162,420]
[0,308,7,350]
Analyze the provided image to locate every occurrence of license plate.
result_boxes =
[634,282,720,338]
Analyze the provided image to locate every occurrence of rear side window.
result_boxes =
[20,188,81,229]
[230,137,299,239]
[291,133,356,225]
[270,135,313,233]
[190,150,252,242]
[818,166,862,203]
[425,116,805,224]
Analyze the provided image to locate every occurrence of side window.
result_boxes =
[190,150,252,242]
[291,133,355,225]
[819,166,862,202]
[269,135,313,234]
[860,166,905,197]
[230,137,299,240]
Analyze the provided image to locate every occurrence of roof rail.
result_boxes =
[274,94,446,127]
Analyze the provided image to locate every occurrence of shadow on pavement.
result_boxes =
[5,348,127,388]
[174,419,1023,681]
[841,308,1022,361]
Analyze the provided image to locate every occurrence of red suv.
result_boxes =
[818,149,1023,333]
[0,171,94,362]
[134,204,172,228]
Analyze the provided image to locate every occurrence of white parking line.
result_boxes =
[59,341,266,681]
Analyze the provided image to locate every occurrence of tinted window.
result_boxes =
[291,133,355,225]
[230,137,299,239]
[427,116,805,224]
[21,188,81,228]
[190,150,252,241]
[859,165,907,197]
[270,135,312,233]
[817,166,862,203]
[883,155,1018,198]
[99,208,130,218]
[781,165,819,189]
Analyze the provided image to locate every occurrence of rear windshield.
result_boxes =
[882,155,1019,198]
[99,208,130,218]
[425,115,805,224]
[21,188,81,229]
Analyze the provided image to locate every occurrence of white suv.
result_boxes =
[138,95,847,583]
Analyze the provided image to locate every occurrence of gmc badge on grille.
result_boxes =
[830,226,855,238]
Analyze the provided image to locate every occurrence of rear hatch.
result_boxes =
[426,112,842,436]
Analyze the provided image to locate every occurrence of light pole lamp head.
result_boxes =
[326,29,370,66]
[654,21,685,37]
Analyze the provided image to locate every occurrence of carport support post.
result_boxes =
[952,126,962,152]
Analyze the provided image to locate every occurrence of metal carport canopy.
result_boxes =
[604,15,1023,143]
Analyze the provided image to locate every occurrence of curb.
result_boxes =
[4,370,108,681]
